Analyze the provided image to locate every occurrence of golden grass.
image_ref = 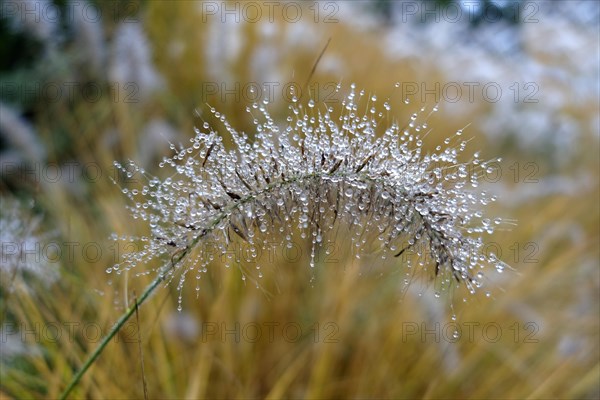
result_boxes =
[1,3,598,399]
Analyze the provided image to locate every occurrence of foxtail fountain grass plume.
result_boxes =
[61,83,508,398]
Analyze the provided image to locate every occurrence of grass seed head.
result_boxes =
[112,84,509,306]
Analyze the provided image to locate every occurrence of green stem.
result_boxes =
[59,272,165,399]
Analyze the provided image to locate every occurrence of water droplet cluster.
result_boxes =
[112,84,508,305]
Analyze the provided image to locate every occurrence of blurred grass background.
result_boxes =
[1,0,598,398]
